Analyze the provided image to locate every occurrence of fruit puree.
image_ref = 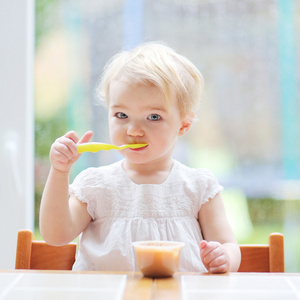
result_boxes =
[133,241,184,278]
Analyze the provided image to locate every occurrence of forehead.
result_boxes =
[108,80,173,108]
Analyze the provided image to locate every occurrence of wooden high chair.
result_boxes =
[15,230,284,272]
[238,232,284,272]
[15,229,77,270]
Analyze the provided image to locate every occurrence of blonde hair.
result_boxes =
[97,42,204,118]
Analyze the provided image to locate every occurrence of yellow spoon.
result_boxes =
[77,142,148,153]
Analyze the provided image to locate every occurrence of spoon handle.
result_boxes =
[77,143,147,153]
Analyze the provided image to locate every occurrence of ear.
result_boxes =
[178,113,194,136]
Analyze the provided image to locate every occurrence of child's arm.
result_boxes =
[39,131,93,246]
[199,193,241,273]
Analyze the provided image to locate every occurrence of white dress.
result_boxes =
[69,159,223,272]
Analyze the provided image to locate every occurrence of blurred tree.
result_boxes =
[35,0,60,47]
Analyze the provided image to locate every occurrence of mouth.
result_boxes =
[129,144,148,151]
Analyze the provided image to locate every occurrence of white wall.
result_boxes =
[0,0,34,269]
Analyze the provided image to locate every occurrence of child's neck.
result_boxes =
[122,158,174,184]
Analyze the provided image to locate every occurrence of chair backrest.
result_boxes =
[238,232,284,272]
[15,229,77,270]
[16,230,284,272]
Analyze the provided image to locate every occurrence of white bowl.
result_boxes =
[132,241,184,278]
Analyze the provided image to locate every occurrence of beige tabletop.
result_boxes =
[1,270,299,300]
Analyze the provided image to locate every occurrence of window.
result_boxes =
[35,0,300,271]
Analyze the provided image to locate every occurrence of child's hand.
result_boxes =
[200,240,230,273]
[50,131,93,173]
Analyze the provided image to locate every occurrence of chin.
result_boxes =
[124,154,151,164]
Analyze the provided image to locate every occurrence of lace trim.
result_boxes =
[203,184,224,203]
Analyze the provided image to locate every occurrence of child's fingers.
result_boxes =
[200,241,219,258]
[50,131,94,173]
[50,132,78,163]
[64,131,80,143]
[200,241,230,273]
[208,262,229,274]
[55,135,78,157]
[201,244,222,266]
[200,240,208,250]
[207,253,229,273]
[59,131,80,156]
[78,131,93,145]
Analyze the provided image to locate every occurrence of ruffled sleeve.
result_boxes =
[69,168,98,220]
[196,168,223,210]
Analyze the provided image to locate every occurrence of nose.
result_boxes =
[127,121,144,137]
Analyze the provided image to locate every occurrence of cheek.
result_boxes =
[109,121,124,142]
[108,120,117,139]
[152,127,178,146]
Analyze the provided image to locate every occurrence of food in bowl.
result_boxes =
[132,241,184,278]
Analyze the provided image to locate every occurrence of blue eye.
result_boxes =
[148,114,161,121]
[116,112,128,119]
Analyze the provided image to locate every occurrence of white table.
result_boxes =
[1,271,300,300]
[180,273,300,300]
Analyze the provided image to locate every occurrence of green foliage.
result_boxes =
[247,198,285,225]
[35,0,60,47]
[35,110,68,158]
[34,110,68,228]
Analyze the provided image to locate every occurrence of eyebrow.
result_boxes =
[146,106,167,112]
[109,104,168,112]
[109,104,126,109]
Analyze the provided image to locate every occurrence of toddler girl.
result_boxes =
[40,42,241,273]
